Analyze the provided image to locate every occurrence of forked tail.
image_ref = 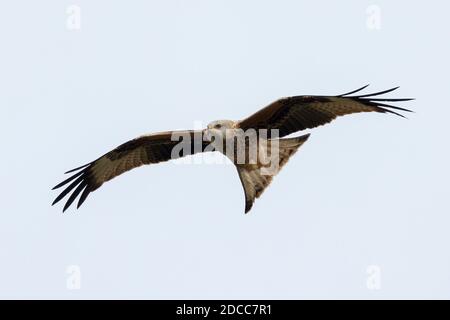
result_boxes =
[236,133,310,213]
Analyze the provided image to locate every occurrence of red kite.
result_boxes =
[52,85,413,213]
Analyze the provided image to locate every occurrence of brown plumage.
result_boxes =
[52,130,207,212]
[236,134,311,213]
[52,85,413,213]
[238,85,412,137]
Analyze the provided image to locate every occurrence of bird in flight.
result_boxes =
[52,85,413,213]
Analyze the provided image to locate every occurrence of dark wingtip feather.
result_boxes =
[382,108,407,118]
[52,170,85,190]
[373,102,413,113]
[342,86,414,118]
[52,175,85,206]
[338,84,370,97]
[353,86,400,98]
[366,98,414,102]
[65,163,91,174]
[62,205,69,213]
[77,186,91,209]
[62,182,87,212]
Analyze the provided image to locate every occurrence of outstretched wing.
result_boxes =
[238,85,414,138]
[52,130,207,212]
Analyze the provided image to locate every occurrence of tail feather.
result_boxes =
[236,134,310,213]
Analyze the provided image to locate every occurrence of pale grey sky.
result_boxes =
[0,0,449,299]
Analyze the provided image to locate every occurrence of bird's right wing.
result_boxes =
[238,85,414,138]
[52,130,207,212]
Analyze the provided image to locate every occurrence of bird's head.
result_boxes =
[207,120,235,130]
[204,120,236,142]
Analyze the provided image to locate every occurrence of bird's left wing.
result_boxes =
[52,130,207,212]
[238,85,414,138]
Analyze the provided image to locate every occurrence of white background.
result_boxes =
[0,1,448,299]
